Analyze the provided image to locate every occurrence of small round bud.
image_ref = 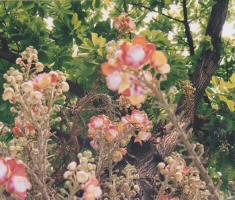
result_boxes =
[63,171,73,179]
[157,162,165,169]
[76,171,89,183]
[61,81,69,92]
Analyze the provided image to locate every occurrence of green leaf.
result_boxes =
[91,33,106,47]
[212,76,220,86]
[72,13,80,30]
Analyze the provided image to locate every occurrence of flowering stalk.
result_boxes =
[148,80,220,200]
[2,47,70,200]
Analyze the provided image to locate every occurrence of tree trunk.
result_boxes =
[177,0,229,123]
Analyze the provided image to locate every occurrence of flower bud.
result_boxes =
[67,161,77,171]
[63,171,73,179]
[2,88,14,101]
[21,82,33,93]
[61,81,69,92]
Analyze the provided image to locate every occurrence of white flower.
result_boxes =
[10,175,31,193]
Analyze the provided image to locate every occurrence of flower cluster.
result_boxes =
[158,155,192,182]
[0,157,31,200]
[63,151,102,200]
[113,14,136,33]
[2,47,69,137]
[157,154,209,200]
[103,164,140,200]
[102,36,170,105]
[88,110,152,162]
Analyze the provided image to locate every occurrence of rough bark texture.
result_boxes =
[177,0,229,123]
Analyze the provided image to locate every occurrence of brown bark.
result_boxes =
[177,0,229,123]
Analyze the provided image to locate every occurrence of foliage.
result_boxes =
[0,0,234,200]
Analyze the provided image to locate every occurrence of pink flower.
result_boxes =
[88,115,110,130]
[83,178,102,200]
[113,14,136,33]
[134,131,152,144]
[119,36,155,70]
[104,125,119,142]
[0,158,9,185]
[0,158,32,200]
[33,73,51,91]
[49,71,60,85]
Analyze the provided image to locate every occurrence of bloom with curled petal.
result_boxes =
[150,51,167,68]
[101,61,124,76]
[119,36,155,70]
[156,63,171,74]
[126,85,147,106]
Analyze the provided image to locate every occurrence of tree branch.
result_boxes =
[129,2,184,23]
[182,0,195,56]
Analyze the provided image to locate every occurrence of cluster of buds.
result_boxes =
[88,114,127,163]
[158,155,192,182]
[113,14,136,33]
[157,154,209,199]
[102,36,170,105]
[0,157,31,200]
[2,47,69,137]
[103,164,140,199]
[8,138,27,157]
[63,151,102,200]
[88,110,152,162]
